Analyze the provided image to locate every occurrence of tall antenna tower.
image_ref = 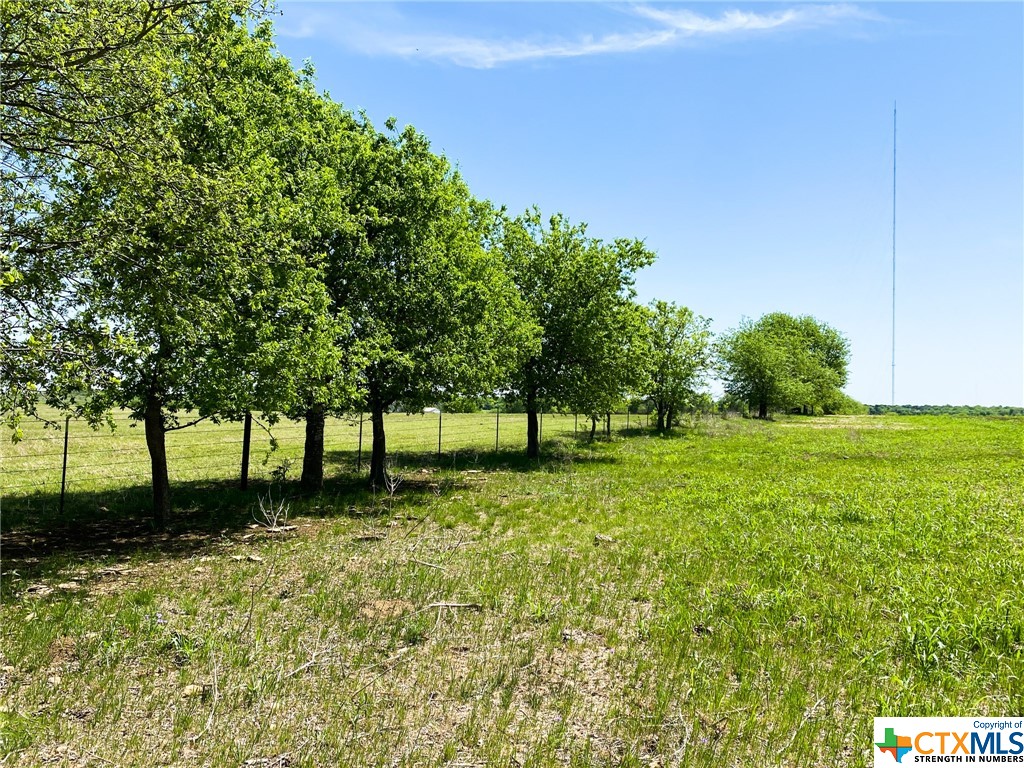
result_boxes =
[891,102,897,406]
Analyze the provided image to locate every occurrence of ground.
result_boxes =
[1,414,1022,766]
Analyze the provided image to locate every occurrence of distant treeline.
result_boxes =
[868,405,1024,416]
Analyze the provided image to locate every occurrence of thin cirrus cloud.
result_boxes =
[276,3,884,68]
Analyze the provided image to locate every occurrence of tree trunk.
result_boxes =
[656,408,666,431]
[526,389,539,458]
[369,403,387,487]
[667,405,676,429]
[758,400,768,419]
[605,412,611,437]
[143,388,171,528]
[589,416,597,441]
[301,403,325,492]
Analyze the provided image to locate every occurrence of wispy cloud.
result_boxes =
[634,4,877,34]
[276,4,883,68]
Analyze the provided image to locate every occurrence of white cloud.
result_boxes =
[346,28,679,68]
[633,4,879,36]
[276,4,883,69]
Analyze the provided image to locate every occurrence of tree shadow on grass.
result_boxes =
[339,442,621,477]
[1,439,617,591]
[0,474,427,591]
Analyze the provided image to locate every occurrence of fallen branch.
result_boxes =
[279,627,330,682]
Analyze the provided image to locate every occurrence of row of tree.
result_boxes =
[1,1,852,524]
[867,405,1024,417]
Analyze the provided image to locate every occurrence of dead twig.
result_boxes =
[236,560,278,641]
[279,628,331,681]
[352,646,414,697]
[203,653,219,733]
[408,558,445,570]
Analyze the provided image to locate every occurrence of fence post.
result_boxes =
[59,414,71,516]
[495,407,499,452]
[539,404,544,446]
[574,413,577,437]
[240,411,252,490]
[437,407,442,461]
[626,410,630,430]
[357,413,363,472]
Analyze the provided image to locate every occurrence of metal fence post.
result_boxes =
[539,404,544,445]
[59,414,71,516]
[574,413,577,437]
[357,413,363,472]
[437,407,442,461]
[495,407,499,452]
[240,411,252,490]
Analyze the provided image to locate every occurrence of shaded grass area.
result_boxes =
[1,411,594,502]
[1,415,1022,766]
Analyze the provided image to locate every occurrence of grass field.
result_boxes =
[2,410,610,502]
[1,414,1022,766]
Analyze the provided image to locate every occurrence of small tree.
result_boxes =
[717,313,850,419]
[643,301,713,431]
[499,210,655,457]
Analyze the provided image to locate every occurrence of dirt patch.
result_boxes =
[358,599,415,621]
[47,636,78,666]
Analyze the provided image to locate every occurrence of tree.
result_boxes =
[717,313,850,419]
[266,96,370,494]
[643,301,713,430]
[331,124,535,487]
[499,210,655,457]
[0,0,227,162]
[32,10,343,524]
[1,1,253,425]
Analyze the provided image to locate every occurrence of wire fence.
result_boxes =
[2,410,652,499]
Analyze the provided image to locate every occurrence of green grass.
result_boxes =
[1,414,1022,766]
[2,410,605,499]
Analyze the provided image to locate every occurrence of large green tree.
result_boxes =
[328,124,535,487]
[1,0,251,425]
[499,210,655,457]
[717,313,850,419]
[35,10,344,523]
[643,301,713,431]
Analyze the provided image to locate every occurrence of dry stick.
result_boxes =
[282,654,330,681]
[237,560,278,640]
[408,558,445,570]
[401,514,431,539]
[425,602,482,611]
[204,653,220,734]
[280,628,330,681]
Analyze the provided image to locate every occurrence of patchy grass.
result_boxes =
[1,415,1022,766]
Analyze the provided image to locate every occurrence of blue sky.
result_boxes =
[272,2,1023,406]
